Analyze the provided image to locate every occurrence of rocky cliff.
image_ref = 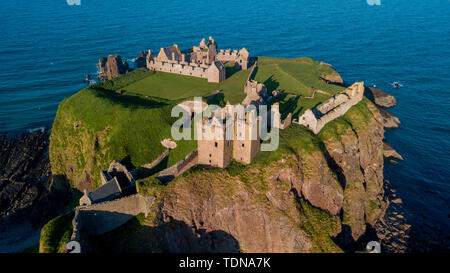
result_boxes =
[0,130,72,252]
[85,99,387,253]
[0,129,71,227]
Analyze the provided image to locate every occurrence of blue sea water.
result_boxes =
[0,0,448,247]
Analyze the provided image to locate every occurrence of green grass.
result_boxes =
[123,71,219,100]
[39,211,74,253]
[296,199,343,253]
[254,56,343,95]
[225,160,248,177]
[136,175,169,197]
[252,123,323,167]
[50,70,198,189]
[318,98,374,142]
[122,68,250,105]
[254,57,345,118]
[50,56,350,191]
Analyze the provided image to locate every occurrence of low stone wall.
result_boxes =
[296,82,364,134]
[157,150,198,183]
[280,113,292,129]
[247,61,257,82]
[142,149,169,169]
[71,194,155,242]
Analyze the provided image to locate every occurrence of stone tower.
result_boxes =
[197,115,233,168]
[233,108,260,164]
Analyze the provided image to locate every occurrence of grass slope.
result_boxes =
[50,70,197,189]
[122,68,251,104]
[254,56,345,117]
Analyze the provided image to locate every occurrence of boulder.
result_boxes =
[383,142,404,161]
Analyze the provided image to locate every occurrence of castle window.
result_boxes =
[215,142,218,147]
[209,154,212,157]
[209,160,211,163]
[242,144,245,148]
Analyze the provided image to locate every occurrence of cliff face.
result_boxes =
[319,102,386,243]
[144,100,386,252]
[0,130,71,228]
[85,99,386,253]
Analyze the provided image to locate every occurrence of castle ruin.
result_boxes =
[79,161,136,206]
[146,36,249,83]
[197,103,261,168]
[296,82,365,134]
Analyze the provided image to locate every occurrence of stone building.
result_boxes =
[190,36,218,65]
[233,109,260,164]
[216,47,250,70]
[242,79,268,107]
[296,82,365,134]
[146,36,249,83]
[79,161,136,206]
[197,105,260,168]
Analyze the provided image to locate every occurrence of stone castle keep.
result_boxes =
[146,36,249,83]
[197,104,261,168]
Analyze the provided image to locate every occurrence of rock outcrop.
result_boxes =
[97,55,130,81]
[379,107,401,129]
[366,87,397,108]
[0,129,71,226]
[319,101,386,245]
[135,51,148,68]
[383,142,403,161]
[0,129,72,252]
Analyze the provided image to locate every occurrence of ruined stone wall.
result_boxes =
[157,150,199,181]
[147,59,225,83]
[280,113,292,130]
[296,82,365,134]
[71,194,155,242]
[317,93,350,114]
[216,49,240,62]
[148,59,209,78]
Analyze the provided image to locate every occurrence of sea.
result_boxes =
[0,0,448,250]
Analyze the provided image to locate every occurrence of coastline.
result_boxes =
[0,128,72,253]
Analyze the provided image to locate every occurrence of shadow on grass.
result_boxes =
[133,155,169,180]
[90,87,169,109]
[263,75,280,92]
[226,66,239,78]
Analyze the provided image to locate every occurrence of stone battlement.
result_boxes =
[147,58,225,82]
